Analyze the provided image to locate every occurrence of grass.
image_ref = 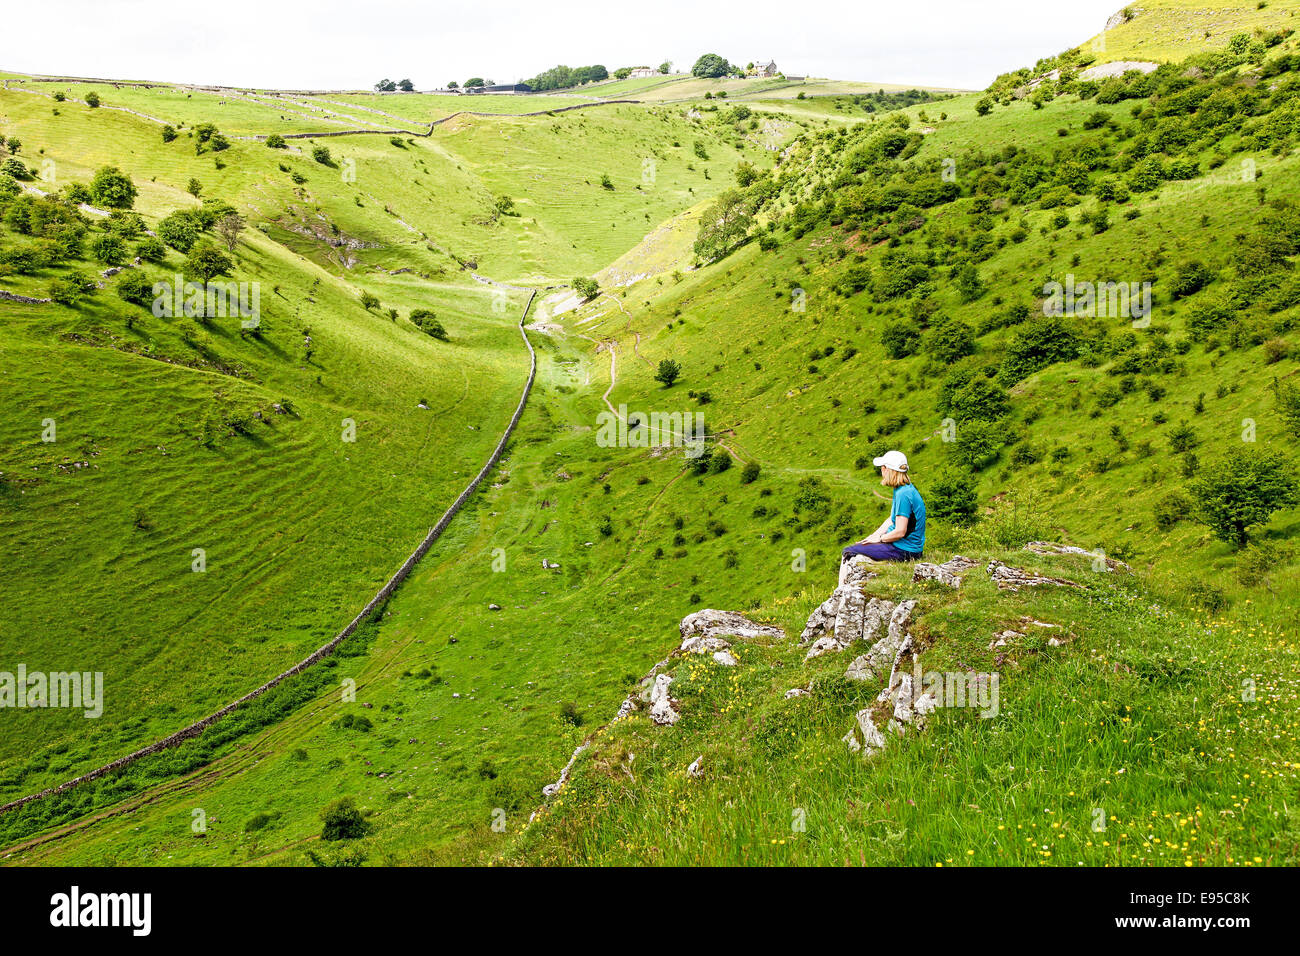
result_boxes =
[1079,0,1300,65]
[2,25,1300,869]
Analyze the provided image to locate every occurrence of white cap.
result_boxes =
[872,450,909,472]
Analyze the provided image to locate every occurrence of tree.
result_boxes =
[572,276,600,301]
[216,212,245,252]
[658,61,672,74]
[186,178,202,197]
[655,358,682,388]
[448,81,459,89]
[975,97,992,116]
[158,210,201,252]
[928,468,979,524]
[84,91,100,108]
[185,241,233,284]
[375,78,397,92]
[397,78,414,92]
[89,166,137,209]
[1190,451,1298,548]
[692,54,731,78]
[465,77,485,89]
[410,308,448,340]
[693,189,752,261]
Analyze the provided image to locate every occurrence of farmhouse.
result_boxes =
[629,66,657,78]
[750,60,778,77]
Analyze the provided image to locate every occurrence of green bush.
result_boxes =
[410,308,448,340]
[1189,451,1298,548]
[116,269,153,307]
[320,797,369,841]
[89,166,137,209]
[927,469,979,524]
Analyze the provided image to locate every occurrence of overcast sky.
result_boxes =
[4,0,1122,91]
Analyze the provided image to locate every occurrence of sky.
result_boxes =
[3,0,1123,91]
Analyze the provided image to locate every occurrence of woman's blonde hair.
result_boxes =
[881,466,911,488]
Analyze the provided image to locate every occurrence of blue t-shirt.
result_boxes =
[889,484,926,554]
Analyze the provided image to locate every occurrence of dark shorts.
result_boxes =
[842,543,923,563]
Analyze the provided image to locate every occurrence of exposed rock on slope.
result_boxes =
[912,554,978,588]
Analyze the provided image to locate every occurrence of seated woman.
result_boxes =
[842,449,926,567]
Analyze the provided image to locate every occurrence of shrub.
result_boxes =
[410,308,448,340]
[84,92,100,108]
[90,232,127,265]
[157,210,202,253]
[359,291,380,311]
[1153,491,1192,531]
[1167,422,1198,453]
[48,272,93,305]
[940,376,1009,422]
[925,317,975,364]
[2,157,29,180]
[266,133,287,148]
[948,419,1004,471]
[1275,379,1300,438]
[89,166,136,209]
[1190,450,1298,547]
[881,318,921,359]
[1169,260,1215,299]
[136,236,166,263]
[311,145,333,166]
[184,241,233,283]
[320,797,369,841]
[927,468,978,524]
[116,269,153,307]
[998,316,1079,385]
[740,461,761,484]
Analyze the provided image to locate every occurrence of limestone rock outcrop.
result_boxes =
[912,554,978,588]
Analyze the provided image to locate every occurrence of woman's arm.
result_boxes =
[860,516,895,544]
[876,515,910,544]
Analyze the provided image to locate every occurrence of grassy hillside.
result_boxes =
[1081,0,1300,66]
[2,21,1300,870]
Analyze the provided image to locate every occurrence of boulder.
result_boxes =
[680,609,784,642]
[687,755,704,778]
[912,554,978,588]
[986,560,1084,592]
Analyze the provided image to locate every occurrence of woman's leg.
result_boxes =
[842,542,910,563]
